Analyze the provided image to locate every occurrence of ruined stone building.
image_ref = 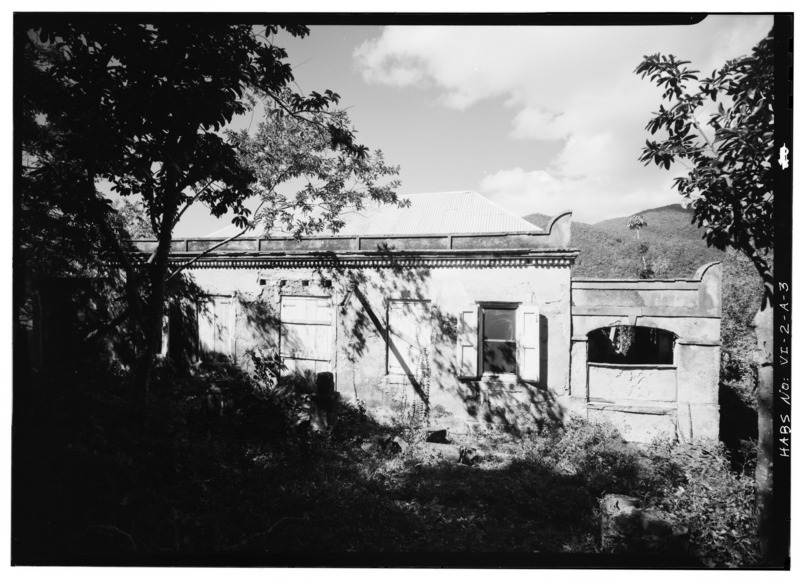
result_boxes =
[135,191,722,443]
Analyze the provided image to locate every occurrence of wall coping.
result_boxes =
[588,363,677,370]
[573,261,721,285]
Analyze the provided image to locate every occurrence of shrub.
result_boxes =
[648,440,758,567]
[245,347,313,435]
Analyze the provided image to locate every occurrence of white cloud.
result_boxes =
[354,16,774,222]
[479,166,681,223]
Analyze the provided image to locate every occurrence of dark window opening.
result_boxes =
[482,306,516,374]
[587,326,675,365]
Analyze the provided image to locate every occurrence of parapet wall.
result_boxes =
[132,212,575,259]
[570,263,722,442]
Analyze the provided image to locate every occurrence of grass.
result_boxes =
[13,358,759,567]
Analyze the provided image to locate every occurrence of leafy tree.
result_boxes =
[20,21,402,401]
[627,214,647,240]
[167,100,403,278]
[627,215,655,278]
[114,199,154,240]
[636,29,776,563]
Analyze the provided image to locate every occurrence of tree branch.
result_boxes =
[172,179,219,228]
[691,112,720,158]
[166,198,267,283]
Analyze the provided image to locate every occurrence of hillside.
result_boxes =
[524,205,725,279]
[525,205,764,403]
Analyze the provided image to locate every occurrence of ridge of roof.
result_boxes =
[199,190,541,238]
[400,190,472,196]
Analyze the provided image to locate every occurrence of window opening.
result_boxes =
[587,326,675,365]
[482,306,517,375]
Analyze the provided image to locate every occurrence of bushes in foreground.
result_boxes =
[14,359,759,566]
[514,418,758,566]
[645,439,758,567]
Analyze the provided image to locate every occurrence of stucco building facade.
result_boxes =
[136,192,721,442]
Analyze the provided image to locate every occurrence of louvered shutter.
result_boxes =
[198,299,215,354]
[280,296,333,375]
[457,308,478,378]
[214,298,234,357]
[517,305,540,382]
[197,297,235,358]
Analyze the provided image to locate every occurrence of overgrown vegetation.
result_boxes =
[14,357,758,566]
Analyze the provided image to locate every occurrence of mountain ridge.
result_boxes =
[523,204,724,279]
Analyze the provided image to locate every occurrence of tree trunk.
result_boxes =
[754,295,774,565]
[134,264,167,405]
[133,170,180,404]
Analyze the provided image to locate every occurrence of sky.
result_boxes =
[166,15,774,236]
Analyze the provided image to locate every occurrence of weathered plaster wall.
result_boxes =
[587,404,677,444]
[570,263,722,443]
[343,265,572,430]
[587,364,677,403]
[187,262,572,431]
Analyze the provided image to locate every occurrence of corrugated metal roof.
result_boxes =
[203,191,540,238]
[333,191,541,236]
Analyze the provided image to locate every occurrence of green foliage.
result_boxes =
[229,102,403,238]
[20,20,403,398]
[15,359,759,566]
[518,420,759,566]
[247,347,285,389]
[635,30,774,284]
[525,205,726,280]
[114,198,154,239]
[647,440,758,567]
[627,214,647,234]
[720,250,764,402]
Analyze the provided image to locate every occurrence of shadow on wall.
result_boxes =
[166,272,209,369]
[426,308,561,435]
[28,269,211,379]
[165,246,563,435]
[316,249,434,418]
[318,250,563,434]
[236,296,280,344]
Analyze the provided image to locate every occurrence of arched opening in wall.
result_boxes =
[587,326,676,365]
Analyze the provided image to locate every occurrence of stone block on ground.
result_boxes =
[426,429,450,444]
[379,435,408,454]
[458,446,481,466]
[600,493,688,554]
[416,442,462,464]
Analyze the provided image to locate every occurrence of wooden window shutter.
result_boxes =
[457,308,478,378]
[197,297,235,358]
[198,299,215,354]
[517,305,540,382]
[214,298,234,358]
